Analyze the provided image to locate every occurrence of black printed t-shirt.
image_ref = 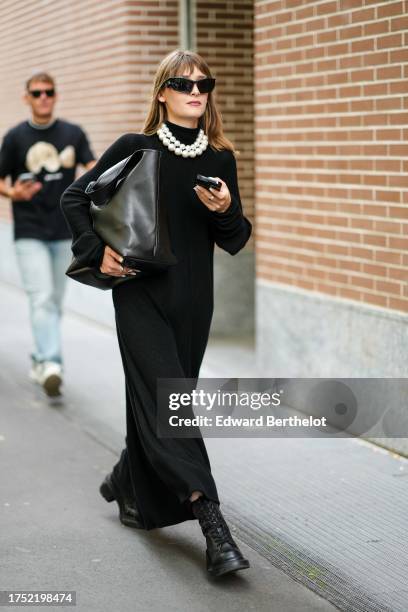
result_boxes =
[0,118,95,240]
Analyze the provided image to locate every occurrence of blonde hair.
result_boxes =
[143,50,238,156]
[26,71,55,91]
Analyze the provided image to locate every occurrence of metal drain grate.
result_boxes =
[226,508,394,612]
[208,436,408,612]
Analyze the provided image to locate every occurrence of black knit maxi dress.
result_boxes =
[60,120,252,530]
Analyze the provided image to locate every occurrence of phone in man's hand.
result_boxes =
[196,174,222,191]
[17,172,36,184]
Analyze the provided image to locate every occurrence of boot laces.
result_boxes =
[197,501,236,547]
[207,523,236,548]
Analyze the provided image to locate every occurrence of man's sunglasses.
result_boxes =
[161,77,215,94]
[28,89,56,98]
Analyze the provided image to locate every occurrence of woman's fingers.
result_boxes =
[123,267,138,276]
[193,185,218,210]
[100,246,139,276]
[193,181,229,212]
[208,177,224,198]
[109,254,125,276]
[106,245,123,263]
[101,247,124,276]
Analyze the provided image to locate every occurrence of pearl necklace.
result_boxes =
[156,122,208,158]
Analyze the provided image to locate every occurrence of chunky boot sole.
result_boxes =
[99,476,144,529]
[206,550,250,577]
[118,513,144,529]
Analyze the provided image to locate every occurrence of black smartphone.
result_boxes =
[17,172,36,184]
[196,174,222,191]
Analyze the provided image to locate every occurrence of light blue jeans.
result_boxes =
[14,238,72,365]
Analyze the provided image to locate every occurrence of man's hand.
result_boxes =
[9,179,42,201]
[84,160,97,171]
[100,245,139,277]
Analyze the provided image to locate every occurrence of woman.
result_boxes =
[60,49,252,578]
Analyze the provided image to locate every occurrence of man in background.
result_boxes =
[0,72,96,397]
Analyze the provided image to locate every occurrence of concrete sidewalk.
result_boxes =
[1,281,407,611]
[0,281,335,612]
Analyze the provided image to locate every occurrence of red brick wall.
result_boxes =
[0,0,255,239]
[0,0,179,221]
[255,0,408,312]
[197,1,255,234]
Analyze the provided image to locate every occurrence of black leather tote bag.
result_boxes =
[66,148,177,290]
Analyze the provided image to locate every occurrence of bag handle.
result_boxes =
[85,148,149,205]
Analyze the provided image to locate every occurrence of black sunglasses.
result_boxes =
[28,89,55,98]
[162,77,215,94]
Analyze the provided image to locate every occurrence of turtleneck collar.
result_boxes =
[164,119,201,144]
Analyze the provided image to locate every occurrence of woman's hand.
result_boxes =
[100,245,138,277]
[193,177,232,213]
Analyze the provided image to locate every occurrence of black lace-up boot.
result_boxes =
[99,473,144,529]
[191,496,250,577]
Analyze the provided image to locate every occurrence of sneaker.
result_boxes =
[39,361,63,397]
[29,360,44,384]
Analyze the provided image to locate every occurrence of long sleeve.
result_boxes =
[0,129,16,179]
[60,133,137,268]
[207,150,252,255]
